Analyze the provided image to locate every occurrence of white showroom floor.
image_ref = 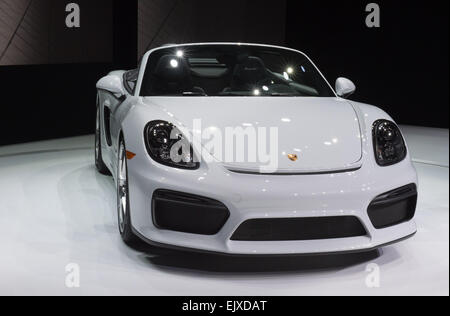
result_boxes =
[0,126,448,296]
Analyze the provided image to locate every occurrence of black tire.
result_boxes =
[117,136,139,245]
[95,106,111,175]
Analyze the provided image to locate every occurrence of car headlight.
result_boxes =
[144,120,199,170]
[372,120,407,166]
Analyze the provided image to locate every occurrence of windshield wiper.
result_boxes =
[182,91,208,96]
[270,92,300,97]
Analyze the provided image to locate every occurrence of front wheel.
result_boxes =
[117,137,139,245]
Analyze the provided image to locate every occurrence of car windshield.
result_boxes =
[140,44,335,97]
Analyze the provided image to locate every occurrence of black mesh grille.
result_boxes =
[152,190,230,235]
[231,216,367,241]
[368,184,417,229]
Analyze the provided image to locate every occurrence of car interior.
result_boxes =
[138,47,334,97]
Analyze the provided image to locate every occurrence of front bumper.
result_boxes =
[127,150,418,256]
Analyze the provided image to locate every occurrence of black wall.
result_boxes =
[1,0,448,146]
[0,0,114,66]
[138,0,287,56]
[1,0,137,146]
[286,0,449,128]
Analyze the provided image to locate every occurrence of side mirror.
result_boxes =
[96,75,126,98]
[335,77,356,98]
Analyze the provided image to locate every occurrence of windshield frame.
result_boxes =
[135,43,337,98]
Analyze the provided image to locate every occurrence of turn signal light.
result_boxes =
[126,151,136,160]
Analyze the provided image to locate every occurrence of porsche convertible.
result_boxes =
[95,43,418,255]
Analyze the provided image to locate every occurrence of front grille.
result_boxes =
[231,216,367,241]
[368,184,417,229]
[152,190,230,235]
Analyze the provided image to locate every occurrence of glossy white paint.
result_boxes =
[143,97,363,173]
[96,74,125,97]
[0,130,447,296]
[335,77,356,98]
[96,43,418,255]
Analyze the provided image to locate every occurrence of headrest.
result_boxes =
[233,56,268,85]
[152,55,193,93]
[154,55,191,80]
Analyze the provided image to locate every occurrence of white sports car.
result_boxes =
[95,43,418,256]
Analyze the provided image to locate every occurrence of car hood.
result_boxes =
[142,97,363,174]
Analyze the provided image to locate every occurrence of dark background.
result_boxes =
[0,0,113,66]
[138,0,287,56]
[1,0,136,146]
[287,0,449,130]
[1,0,448,146]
